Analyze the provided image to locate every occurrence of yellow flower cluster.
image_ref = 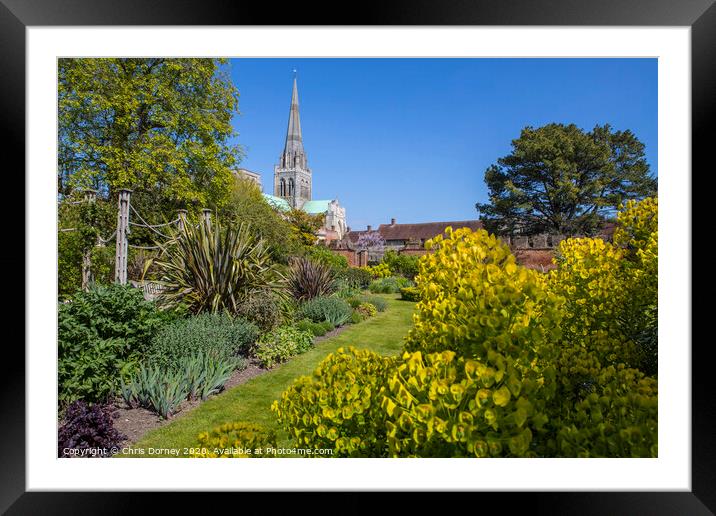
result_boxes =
[190,422,277,458]
[383,350,548,457]
[361,262,391,278]
[406,227,564,364]
[548,238,626,342]
[271,347,396,457]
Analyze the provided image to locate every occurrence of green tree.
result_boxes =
[220,177,302,262]
[475,123,657,236]
[58,58,241,220]
[286,209,325,246]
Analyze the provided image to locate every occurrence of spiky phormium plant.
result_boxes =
[150,221,286,315]
[287,256,336,302]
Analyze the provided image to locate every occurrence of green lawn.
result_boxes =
[119,293,415,457]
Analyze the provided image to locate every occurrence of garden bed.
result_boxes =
[114,322,356,447]
[118,294,415,456]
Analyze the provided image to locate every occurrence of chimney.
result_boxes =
[367,225,372,231]
[391,218,396,225]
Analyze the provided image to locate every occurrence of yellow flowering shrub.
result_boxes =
[405,227,565,364]
[191,422,277,457]
[550,339,658,457]
[362,263,391,278]
[395,228,563,456]
[544,198,658,455]
[614,197,658,253]
[547,238,633,360]
[614,197,658,302]
[272,347,396,457]
[548,197,657,371]
[382,350,551,457]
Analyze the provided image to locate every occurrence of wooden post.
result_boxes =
[177,209,188,231]
[81,189,97,291]
[202,208,212,231]
[114,189,132,285]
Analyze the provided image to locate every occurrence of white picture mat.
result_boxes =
[27,26,690,491]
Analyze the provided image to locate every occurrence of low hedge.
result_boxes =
[368,276,413,294]
[399,286,420,302]
[297,296,352,327]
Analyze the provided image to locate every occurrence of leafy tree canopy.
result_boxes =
[286,209,325,246]
[220,177,302,262]
[475,123,657,236]
[58,58,242,221]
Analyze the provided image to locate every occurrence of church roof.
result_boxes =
[262,193,291,212]
[302,200,332,214]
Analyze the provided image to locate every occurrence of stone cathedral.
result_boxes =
[237,76,347,243]
[274,76,312,207]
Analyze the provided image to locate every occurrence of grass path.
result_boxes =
[120,294,415,457]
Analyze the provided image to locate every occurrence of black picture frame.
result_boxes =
[3,1,708,513]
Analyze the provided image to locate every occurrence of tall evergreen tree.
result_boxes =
[476,123,657,236]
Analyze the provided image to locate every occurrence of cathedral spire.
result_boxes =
[281,75,307,169]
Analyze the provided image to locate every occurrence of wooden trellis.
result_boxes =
[60,188,213,288]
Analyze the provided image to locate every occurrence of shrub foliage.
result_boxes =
[355,302,377,319]
[368,276,413,294]
[58,284,168,405]
[191,422,277,457]
[253,326,314,369]
[399,286,420,302]
[287,257,336,302]
[58,401,126,457]
[147,313,258,370]
[297,296,352,327]
[272,347,396,457]
[235,292,283,332]
[382,250,420,279]
[335,267,372,289]
[151,221,285,315]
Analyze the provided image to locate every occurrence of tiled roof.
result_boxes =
[346,220,483,243]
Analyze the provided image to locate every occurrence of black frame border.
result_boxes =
[3,1,709,513]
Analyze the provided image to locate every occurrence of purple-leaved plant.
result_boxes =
[58,400,126,458]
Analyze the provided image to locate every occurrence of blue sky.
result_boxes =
[227,58,657,231]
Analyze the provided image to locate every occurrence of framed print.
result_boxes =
[3,0,710,512]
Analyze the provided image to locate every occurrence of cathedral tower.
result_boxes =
[274,75,311,208]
